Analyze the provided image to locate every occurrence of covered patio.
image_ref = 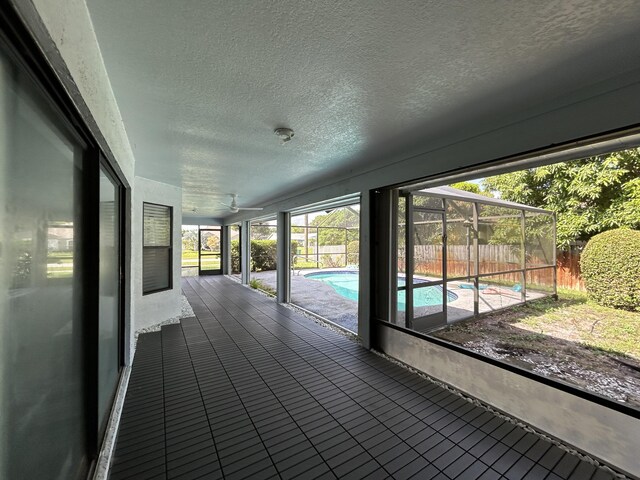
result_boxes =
[109,276,611,480]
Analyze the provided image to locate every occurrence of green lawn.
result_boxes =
[512,289,640,359]
[182,250,221,269]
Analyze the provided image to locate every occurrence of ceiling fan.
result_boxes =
[220,194,263,213]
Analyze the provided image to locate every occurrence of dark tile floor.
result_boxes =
[109,276,615,480]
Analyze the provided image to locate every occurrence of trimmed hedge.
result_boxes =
[230,240,241,273]
[580,228,640,311]
[230,239,299,272]
[251,240,278,271]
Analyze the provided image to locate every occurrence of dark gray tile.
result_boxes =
[110,277,612,480]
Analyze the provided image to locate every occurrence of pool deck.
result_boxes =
[250,270,545,332]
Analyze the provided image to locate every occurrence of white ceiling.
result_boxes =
[85,0,640,219]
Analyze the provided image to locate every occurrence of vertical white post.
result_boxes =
[521,210,527,303]
[222,225,231,275]
[473,202,480,316]
[241,220,250,284]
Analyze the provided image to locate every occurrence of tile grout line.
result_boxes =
[205,280,627,480]
[174,323,226,479]
[194,280,480,475]
[174,276,622,480]
[180,308,286,478]
[190,283,343,479]
[192,280,441,478]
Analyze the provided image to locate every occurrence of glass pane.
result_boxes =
[446,200,476,278]
[200,255,221,271]
[230,225,241,279]
[413,210,443,280]
[477,273,525,314]
[526,267,555,297]
[98,169,120,434]
[47,222,74,279]
[143,203,171,246]
[199,228,221,274]
[143,248,170,291]
[413,193,444,210]
[290,205,360,332]
[0,49,88,478]
[445,281,475,322]
[181,225,198,276]
[526,212,555,267]
[250,220,278,296]
[478,205,522,274]
[199,230,220,255]
[411,211,445,328]
[396,196,407,326]
[318,227,348,268]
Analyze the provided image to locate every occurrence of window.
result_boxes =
[249,219,278,296]
[143,202,172,294]
[230,224,241,280]
[382,143,640,413]
[290,203,360,333]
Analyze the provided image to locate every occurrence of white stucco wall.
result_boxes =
[378,325,640,478]
[16,0,135,184]
[131,176,182,353]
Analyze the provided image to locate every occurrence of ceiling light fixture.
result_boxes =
[274,127,294,144]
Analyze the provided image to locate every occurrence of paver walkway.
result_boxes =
[109,276,615,480]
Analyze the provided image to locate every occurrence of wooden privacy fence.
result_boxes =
[557,249,585,291]
[399,245,585,291]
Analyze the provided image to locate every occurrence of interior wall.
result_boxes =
[377,324,640,477]
[131,176,182,354]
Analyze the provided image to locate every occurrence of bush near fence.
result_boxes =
[230,240,300,272]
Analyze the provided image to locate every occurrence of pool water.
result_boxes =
[305,271,457,310]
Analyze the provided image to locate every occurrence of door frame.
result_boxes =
[404,192,448,331]
[96,159,126,439]
[198,226,223,275]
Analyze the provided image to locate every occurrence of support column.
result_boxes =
[552,212,558,299]
[520,210,527,303]
[359,191,374,350]
[222,225,231,275]
[389,191,399,325]
[241,220,250,284]
[473,202,480,316]
[406,194,414,328]
[276,212,290,303]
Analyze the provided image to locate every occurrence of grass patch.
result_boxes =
[249,278,276,296]
[432,288,640,406]
[292,259,320,269]
[511,290,640,359]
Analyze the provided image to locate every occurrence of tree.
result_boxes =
[310,208,360,246]
[182,228,198,252]
[450,181,483,195]
[482,148,640,248]
[205,233,220,251]
[251,224,276,240]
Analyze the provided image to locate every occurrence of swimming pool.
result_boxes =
[304,271,457,309]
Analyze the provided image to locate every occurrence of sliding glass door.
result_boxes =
[98,166,122,437]
[0,44,89,479]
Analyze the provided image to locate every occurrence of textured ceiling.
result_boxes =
[85,0,640,218]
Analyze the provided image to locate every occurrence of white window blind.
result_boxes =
[143,203,172,294]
